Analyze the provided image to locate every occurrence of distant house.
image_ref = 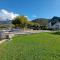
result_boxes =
[48,16,60,30]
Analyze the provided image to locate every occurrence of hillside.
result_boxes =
[32,18,49,26]
[0,20,12,25]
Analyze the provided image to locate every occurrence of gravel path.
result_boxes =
[0,39,7,44]
[0,30,56,44]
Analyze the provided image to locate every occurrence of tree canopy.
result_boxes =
[12,16,28,28]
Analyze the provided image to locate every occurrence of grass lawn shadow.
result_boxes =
[51,31,60,35]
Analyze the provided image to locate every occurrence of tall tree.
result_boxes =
[12,16,28,28]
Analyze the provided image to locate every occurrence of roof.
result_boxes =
[49,16,60,25]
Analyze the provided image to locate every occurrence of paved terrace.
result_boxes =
[0,30,56,44]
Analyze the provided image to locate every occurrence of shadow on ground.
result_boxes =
[51,31,60,35]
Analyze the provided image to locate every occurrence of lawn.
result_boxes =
[0,32,60,60]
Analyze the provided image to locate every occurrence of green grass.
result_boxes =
[0,32,60,60]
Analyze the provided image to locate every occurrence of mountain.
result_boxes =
[32,18,49,26]
[0,20,12,25]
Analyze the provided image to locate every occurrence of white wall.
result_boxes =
[48,22,52,29]
[48,22,60,29]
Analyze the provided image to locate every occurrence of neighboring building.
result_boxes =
[48,16,60,30]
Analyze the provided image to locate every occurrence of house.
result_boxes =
[48,16,60,30]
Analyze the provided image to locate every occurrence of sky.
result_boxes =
[0,0,60,20]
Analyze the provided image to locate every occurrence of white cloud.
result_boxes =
[24,15,37,20]
[24,16,30,20]
[24,16,28,18]
[0,9,19,21]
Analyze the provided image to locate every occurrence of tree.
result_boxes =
[27,21,40,30]
[12,18,20,28]
[12,16,28,29]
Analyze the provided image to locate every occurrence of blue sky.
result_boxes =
[0,0,60,20]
